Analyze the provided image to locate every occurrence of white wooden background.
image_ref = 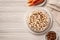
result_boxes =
[0,0,60,40]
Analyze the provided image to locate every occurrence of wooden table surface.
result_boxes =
[0,0,60,40]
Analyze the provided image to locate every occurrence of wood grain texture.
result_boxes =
[0,0,60,40]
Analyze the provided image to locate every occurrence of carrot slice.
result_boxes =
[28,2,34,6]
[33,0,36,1]
[34,0,44,5]
[33,0,39,3]
[28,0,37,3]
[28,0,39,6]
[28,0,33,3]
[28,0,44,6]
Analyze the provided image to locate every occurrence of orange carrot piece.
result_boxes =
[34,0,44,5]
[28,0,39,6]
[28,0,33,3]
[28,0,44,6]
[28,2,34,6]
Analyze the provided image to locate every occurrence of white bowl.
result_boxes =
[26,7,53,35]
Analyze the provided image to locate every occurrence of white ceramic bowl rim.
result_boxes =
[26,7,53,35]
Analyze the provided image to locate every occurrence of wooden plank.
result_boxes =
[0,0,59,40]
[0,0,26,1]
[0,1,28,12]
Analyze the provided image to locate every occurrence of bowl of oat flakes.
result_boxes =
[26,7,53,34]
